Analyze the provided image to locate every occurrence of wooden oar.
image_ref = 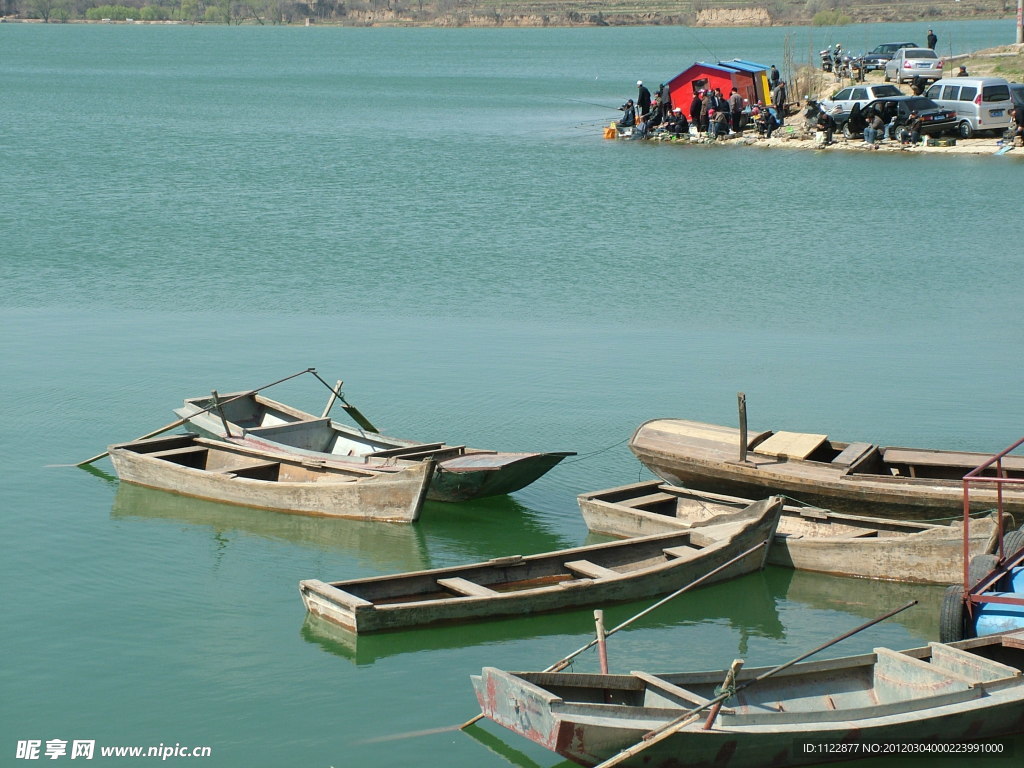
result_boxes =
[590,599,919,768]
[311,371,379,433]
[459,539,770,730]
[56,367,317,468]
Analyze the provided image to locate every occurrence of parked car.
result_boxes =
[819,83,903,113]
[924,77,1015,138]
[855,42,919,72]
[834,96,957,140]
[884,48,944,84]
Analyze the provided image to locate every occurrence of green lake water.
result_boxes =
[2,19,1023,767]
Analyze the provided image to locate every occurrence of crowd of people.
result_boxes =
[616,72,790,141]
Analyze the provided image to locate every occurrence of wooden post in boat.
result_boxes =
[594,610,609,674]
[322,380,343,419]
[737,392,748,464]
[702,659,743,730]
[211,390,233,439]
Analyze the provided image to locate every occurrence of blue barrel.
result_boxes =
[974,575,1024,636]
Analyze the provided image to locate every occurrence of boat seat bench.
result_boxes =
[563,560,620,579]
[623,492,677,508]
[368,443,445,458]
[831,442,873,467]
[631,672,717,708]
[662,545,697,559]
[147,445,209,461]
[218,461,280,478]
[437,577,499,597]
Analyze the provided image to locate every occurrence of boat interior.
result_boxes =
[747,431,1024,481]
[184,393,469,462]
[514,634,1024,722]
[120,434,368,483]
[331,532,715,606]
[595,483,928,538]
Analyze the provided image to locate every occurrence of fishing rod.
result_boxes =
[566,97,625,111]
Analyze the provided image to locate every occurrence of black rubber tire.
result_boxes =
[939,584,967,643]
[842,123,853,139]
[958,120,974,139]
[884,72,891,83]
[969,554,999,588]
[1003,529,1024,557]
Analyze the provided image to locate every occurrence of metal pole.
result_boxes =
[1017,0,1023,45]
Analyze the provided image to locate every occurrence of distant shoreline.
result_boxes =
[1,14,1017,29]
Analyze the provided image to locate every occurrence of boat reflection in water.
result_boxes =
[768,564,946,640]
[111,482,430,573]
[300,568,784,667]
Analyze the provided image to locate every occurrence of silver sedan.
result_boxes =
[884,48,944,84]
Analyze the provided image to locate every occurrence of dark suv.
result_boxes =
[835,96,957,139]
[855,42,918,72]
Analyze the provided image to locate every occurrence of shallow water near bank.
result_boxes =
[2,19,1023,767]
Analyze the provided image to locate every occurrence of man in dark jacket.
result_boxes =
[816,109,835,145]
[617,99,636,128]
[927,29,938,49]
[771,81,787,126]
[689,90,704,130]
[636,81,652,117]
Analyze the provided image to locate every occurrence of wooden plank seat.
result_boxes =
[662,545,697,559]
[368,443,445,458]
[147,445,209,460]
[394,446,466,461]
[831,442,874,467]
[563,560,620,579]
[436,577,498,597]
[218,461,280,479]
[883,448,1024,472]
[623,492,677,508]
[632,671,716,708]
[755,431,828,460]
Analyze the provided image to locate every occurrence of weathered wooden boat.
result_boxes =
[107,433,433,523]
[298,496,783,633]
[472,630,1024,768]
[579,480,1002,584]
[174,391,572,503]
[629,418,1024,517]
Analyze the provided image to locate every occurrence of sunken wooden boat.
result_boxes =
[107,433,433,523]
[472,630,1024,768]
[174,391,573,503]
[579,481,1002,584]
[629,419,1024,517]
[298,496,783,633]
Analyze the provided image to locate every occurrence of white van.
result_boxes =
[924,77,1014,138]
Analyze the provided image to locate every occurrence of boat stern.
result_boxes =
[471,668,565,752]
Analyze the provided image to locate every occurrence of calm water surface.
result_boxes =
[2,19,1022,767]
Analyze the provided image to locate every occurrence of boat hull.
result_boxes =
[629,419,1024,517]
[108,434,433,523]
[472,631,1024,768]
[176,392,571,502]
[578,481,1000,584]
[299,497,782,633]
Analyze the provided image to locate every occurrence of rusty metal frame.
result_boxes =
[962,436,1024,621]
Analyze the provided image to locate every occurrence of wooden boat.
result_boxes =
[174,391,573,503]
[629,418,1024,517]
[107,433,433,523]
[472,629,1024,768]
[298,496,783,633]
[579,480,1002,584]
